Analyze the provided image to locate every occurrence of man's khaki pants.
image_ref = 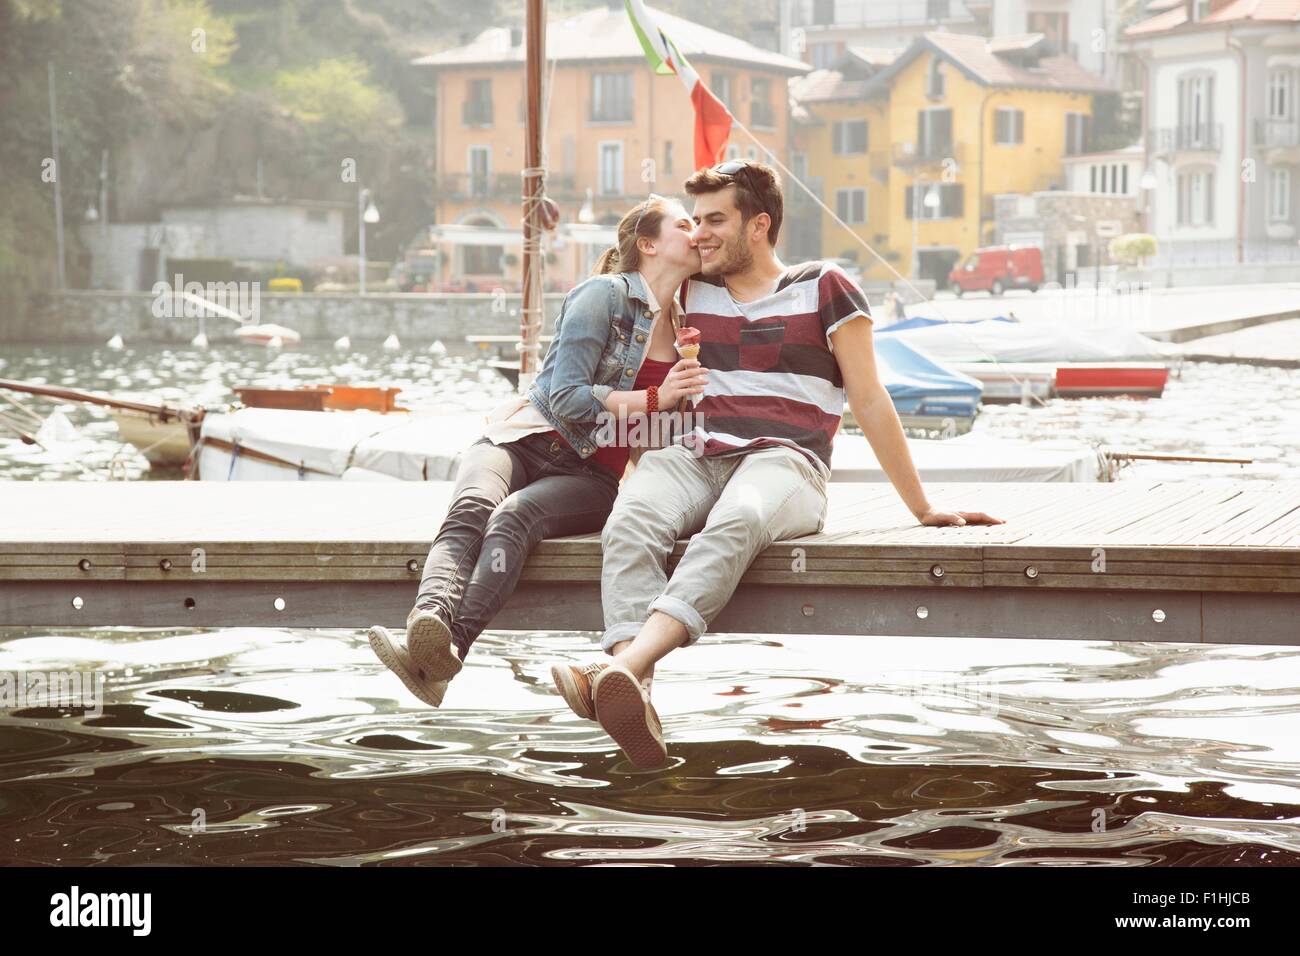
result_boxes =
[600,442,828,652]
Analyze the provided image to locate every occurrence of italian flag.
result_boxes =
[624,0,733,170]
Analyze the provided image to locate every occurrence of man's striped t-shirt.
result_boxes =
[674,260,872,477]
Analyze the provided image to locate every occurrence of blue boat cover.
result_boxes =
[874,335,983,415]
[878,315,1017,334]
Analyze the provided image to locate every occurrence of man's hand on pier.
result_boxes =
[917,507,1006,528]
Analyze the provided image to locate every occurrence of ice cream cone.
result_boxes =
[674,327,704,407]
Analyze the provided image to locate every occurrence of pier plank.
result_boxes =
[2,480,1297,642]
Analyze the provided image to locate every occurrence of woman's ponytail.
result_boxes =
[590,245,620,276]
[586,196,674,278]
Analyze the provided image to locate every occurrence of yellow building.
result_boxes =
[413,3,808,292]
[788,48,900,272]
[793,32,1110,286]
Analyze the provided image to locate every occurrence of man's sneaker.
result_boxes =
[593,664,667,769]
[406,607,462,682]
[550,661,608,720]
[367,624,448,708]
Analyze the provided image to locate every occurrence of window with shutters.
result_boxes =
[994,108,1024,145]
[598,141,624,196]
[591,73,633,122]
[751,77,775,129]
[835,188,867,224]
[1177,73,1214,148]
[833,119,868,154]
[468,146,491,198]
[1176,168,1214,226]
[463,79,493,126]
[712,71,734,111]
[918,108,953,160]
[927,58,945,98]
[1269,167,1292,222]
[1268,70,1293,120]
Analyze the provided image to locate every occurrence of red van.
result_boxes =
[948,245,1043,296]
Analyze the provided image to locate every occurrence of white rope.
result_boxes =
[515,50,560,381]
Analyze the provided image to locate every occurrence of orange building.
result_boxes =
[413,2,809,292]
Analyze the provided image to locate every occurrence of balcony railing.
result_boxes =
[1255,118,1300,148]
[461,102,493,126]
[1153,124,1223,153]
[589,103,633,123]
[892,141,964,166]
[438,172,581,202]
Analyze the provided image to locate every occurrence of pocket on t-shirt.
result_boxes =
[739,322,786,372]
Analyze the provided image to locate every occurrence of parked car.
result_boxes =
[948,245,1043,297]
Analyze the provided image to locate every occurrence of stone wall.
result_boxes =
[1,291,568,344]
[4,281,916,343]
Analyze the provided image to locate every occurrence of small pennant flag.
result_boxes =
[624,0,732,170]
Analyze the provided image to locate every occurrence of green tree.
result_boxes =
[274,56,400,146]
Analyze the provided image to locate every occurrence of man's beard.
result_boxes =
[714,232,753,275]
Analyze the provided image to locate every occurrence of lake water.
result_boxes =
[0,341,1297,482]
[3,627,1299,865]
[1,340,1298,865]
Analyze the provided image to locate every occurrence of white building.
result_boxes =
[784,0,990,67]
[79,198,347,291]
[160,199,346,266]
[783,0,1120,80]
[1062,143,1146,198]
[1124,0,1300,267]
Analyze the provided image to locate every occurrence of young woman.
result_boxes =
[368,195,707,708]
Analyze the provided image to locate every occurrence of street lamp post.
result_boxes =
[47,61,66,291]
[83,150,109,287]
[358,187,380,295]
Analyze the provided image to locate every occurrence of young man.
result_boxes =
[549,160,1004,768]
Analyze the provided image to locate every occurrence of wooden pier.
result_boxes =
[1,480,1297,644]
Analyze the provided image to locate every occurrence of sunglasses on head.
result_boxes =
[713,159,759,188]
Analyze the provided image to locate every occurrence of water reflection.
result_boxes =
[0,341,513,481]
[2,628,1297,866]
[1,342,1296,481]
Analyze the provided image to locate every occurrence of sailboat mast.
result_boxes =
[519,0,547,393]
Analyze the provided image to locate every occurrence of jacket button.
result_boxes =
[581,446,591,454]
[636,333,646,342]
[643,311,652,319]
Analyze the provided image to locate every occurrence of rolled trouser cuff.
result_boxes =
[648,593,708,645]
[600,621,643,654]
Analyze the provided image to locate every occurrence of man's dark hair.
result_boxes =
[683,161,783,247]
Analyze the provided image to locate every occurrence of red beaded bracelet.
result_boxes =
[646,385,659,414]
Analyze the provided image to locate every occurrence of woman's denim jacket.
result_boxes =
[526,270,661,458]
